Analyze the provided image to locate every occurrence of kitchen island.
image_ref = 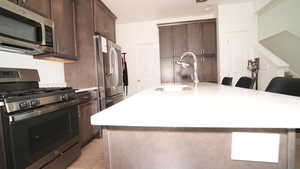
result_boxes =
[91,83,300,169]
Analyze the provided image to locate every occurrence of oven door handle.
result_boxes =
[8,99,79,124]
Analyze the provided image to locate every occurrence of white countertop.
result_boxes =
[91,83,300,129]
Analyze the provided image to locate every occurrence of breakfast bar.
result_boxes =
[91,83,300,169]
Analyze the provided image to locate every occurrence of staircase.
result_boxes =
[257,0,300,79]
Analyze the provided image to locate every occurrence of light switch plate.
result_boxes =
[231,132,280,163]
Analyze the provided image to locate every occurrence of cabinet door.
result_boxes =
[172,25,188,57]
[201,56,218,83]
[20,0,51,18]
[159,26,173,58]
[79,103,93,145]
[90,100,100,136]
[105,15,116,42]
[79,99,99,145]
[187,23,203,56]
[94,0,116,42]
[202,22,217,55]
[94,0,106,35]
[160,58,174,83]
[52,0,77,58]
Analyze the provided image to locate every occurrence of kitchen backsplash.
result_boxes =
[0,51,66,87]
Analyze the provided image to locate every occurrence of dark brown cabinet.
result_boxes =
[160,58,174,83]
[65,0,117,145]
[159,19,217,84]
[52,0,78,59]
[159,26,173,58]
[94,0,116,42]
[19,0,52,18]
[173,25,188,57]
[64,0,117,88]
[202,22,217,55]
[78,91,99,146]
[187,23,203,56]
[105,14,116,42]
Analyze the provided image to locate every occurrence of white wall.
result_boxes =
[0,51,66,87]
[116,14,216,96]
[217,2,257,86]
[256,0,300,76]
[257,0,300,40]
[217,1,288,90]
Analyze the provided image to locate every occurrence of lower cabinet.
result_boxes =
[78,92,100,146]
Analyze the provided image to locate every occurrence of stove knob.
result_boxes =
[30,100,40,107]
[19,102,28,109]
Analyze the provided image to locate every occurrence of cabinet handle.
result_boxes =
[56,40,60,52]
[82,96,90,100]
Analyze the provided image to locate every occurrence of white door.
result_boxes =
[134,43,160,93]
[224,31,252,85]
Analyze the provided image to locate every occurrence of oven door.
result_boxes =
[8,100,79,169]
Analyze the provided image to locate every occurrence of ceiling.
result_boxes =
[102,0,255,24]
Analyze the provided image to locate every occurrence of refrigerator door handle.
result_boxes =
[93,35,106,110]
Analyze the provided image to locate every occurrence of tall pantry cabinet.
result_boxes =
[159,19,218,84]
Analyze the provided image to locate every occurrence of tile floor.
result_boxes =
[68,139,105,169]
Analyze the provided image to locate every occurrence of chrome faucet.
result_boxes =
[176,52,199,86]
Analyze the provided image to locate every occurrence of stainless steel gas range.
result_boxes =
[0,68,80,169]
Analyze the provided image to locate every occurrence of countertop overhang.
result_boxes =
[91,83,300,129]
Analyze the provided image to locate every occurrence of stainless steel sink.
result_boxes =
[155,85,193,92]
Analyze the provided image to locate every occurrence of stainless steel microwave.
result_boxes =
[0,1,54,55]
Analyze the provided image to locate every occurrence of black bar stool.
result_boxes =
[235,77,255,89]
[221,77,233,86]
[266,77,300,97]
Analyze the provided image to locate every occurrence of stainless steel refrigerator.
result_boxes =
[94,35,124,109]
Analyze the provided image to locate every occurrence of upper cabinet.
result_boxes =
[34,0,79,62]
[52,0,78,60]
[202,22,217,55]
[93,0,116,42]
[187,23,203,56]
[18,0,52,19]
